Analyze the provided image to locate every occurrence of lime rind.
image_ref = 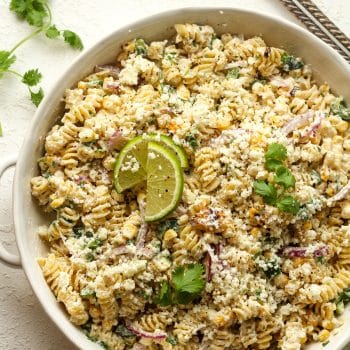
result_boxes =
[145,141,184,222]
[146,133,188,169]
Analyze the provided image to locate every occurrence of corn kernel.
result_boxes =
[50,197,65,209]
[336,120,348,133]
[251,227,260,237]
[318,329,330,342]
[303,221,312,230]
[326,187,334,196]
[249,208,258,219]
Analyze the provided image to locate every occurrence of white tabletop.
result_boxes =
[0,0,349,348]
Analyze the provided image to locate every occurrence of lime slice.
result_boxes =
[147,134,188,168]
[114,136,148,193]
[145,141,184,221]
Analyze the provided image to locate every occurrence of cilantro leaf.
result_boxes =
[29,87,44,106]
[226,67,240,79]
[276,195,300,215]
[274,166,296,189]
[253,180,277,205]
[46,25,60,39]
[172,263,205,295]
[331,97,350,121]
[22,68,42,86]
[63,30,84,50]
[265,143,287,162]
[135,38,147,56]
[154,282,172,307]
[10,0,48,27]
[281,52,304,71]
[265,158,283,172]
[0,51,16,76]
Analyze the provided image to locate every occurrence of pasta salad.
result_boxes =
[31,23,350,350]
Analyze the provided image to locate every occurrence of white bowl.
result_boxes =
[1,7,350,350]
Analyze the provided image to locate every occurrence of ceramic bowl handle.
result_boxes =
[0,155,21,267]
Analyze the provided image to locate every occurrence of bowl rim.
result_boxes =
[13,6,350,349]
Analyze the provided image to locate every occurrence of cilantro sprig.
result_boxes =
[0,0,84,133]
[253,143,300,215]
[154,264,206,306]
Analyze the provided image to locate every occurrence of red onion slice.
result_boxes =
[204,252,212,282]
[95,64,120,78]
[301,112,326,138]
[108,130,127,151]
[125,320,167,340]
[282,112,313,135]
[327,181,350,205]
[283,245,329,258]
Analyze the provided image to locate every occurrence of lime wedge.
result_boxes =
[145,141,184,221]
[114,136,148,193]
[147,134,188,168]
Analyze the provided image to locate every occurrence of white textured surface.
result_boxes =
[0,0,349,349]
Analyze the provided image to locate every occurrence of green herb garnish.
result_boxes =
[115,324,135,338]
[330,97,350,121]
[80,288,96,298]
[226,67,240,79]
[186,134,199,149]
[335,287,350,315]
[135,38,147,56]
[154,264,206,306]
[265,143,287,171]
[156,218,179,239]
[166,335,178,346]
[281,52,304,71]
[254,143,300,215]
[88,238,103,250]
[264,259,281,278]
[253,180,277,205]
[0,0,83,133]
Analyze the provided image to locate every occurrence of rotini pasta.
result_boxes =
[31,23,350,349]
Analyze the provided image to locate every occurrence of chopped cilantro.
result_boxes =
[322,341,330,347]
[88,238,103,250]
[264,259,281,278]
[186,133,199,149]
[156,218,179,239]
[115,324,135,338]
[166,335,178,346]
[80,287,96,298]
[281,52,304,71]
[226,67,240,79]
[135,38,147,56]
[331,97,350,121]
